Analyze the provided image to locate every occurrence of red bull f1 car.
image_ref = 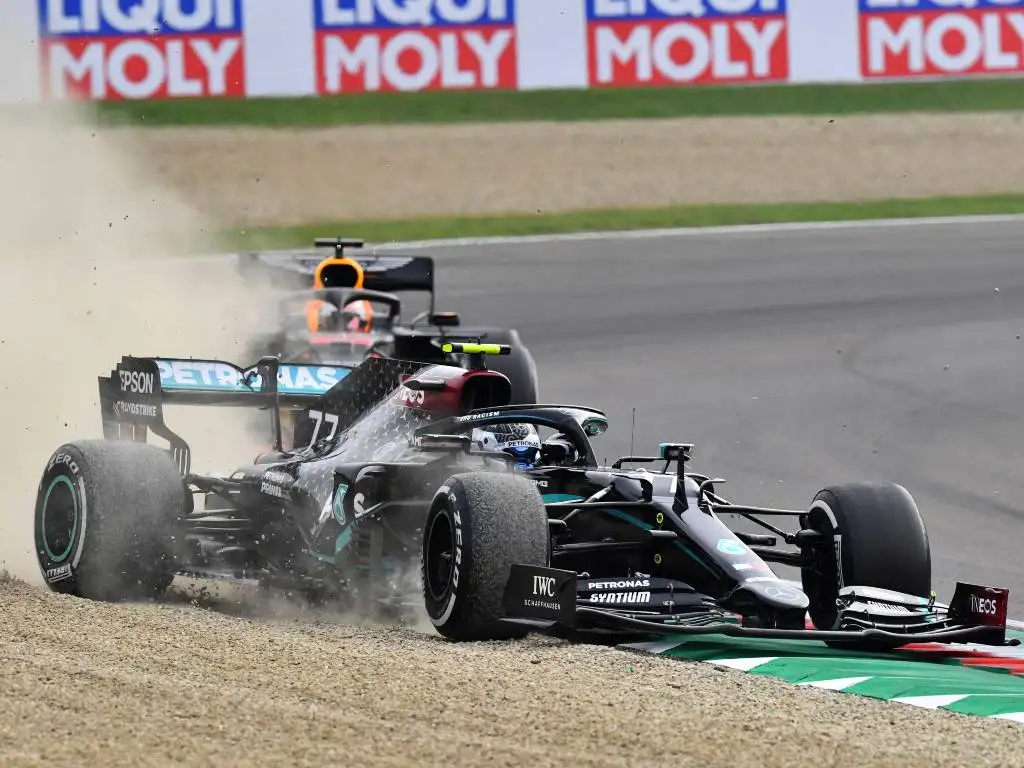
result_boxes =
[33,345,1014,649]
[238,237,539,404]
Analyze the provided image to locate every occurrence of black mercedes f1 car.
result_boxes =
[33,345,1013,649]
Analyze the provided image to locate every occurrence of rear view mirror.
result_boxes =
[658,443,693,463]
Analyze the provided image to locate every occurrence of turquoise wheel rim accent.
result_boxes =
[41,475,78,563]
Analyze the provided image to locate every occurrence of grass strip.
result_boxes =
[91,79,1024,128]
[215,193,1024,250]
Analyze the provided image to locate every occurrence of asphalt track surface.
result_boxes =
[412,218,1024,618]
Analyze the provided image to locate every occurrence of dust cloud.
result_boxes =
[0,19,427,636]
[0,51,274,580]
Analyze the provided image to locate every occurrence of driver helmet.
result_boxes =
[471,423,541,469]
[341,298,373,332]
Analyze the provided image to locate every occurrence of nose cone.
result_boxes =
[742,579,810,612]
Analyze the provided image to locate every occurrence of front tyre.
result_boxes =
[801,481,930,648]
[35,440,186,602]
[422,472,549,641]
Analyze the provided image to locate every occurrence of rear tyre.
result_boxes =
[422,472,549,641]
[801,481,931,648]
[34,440,185,602]
[476,328,539,405]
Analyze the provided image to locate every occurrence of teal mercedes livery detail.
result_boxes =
[334,528,352,556]
[333,483,349,524]
[543,493,720,578]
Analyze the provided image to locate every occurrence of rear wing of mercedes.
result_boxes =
[98,355,354,475]
[237,237,436,309]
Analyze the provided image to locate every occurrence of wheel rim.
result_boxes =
[41,475,78,563]
[424,508,455,602]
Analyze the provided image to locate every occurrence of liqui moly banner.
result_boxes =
[38,0,246,99]
[14,0,1024,104]
[587,0,789,87]
[314,0,517,93]
[859,0,1024,79]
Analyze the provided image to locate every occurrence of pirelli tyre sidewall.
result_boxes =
[34,440,184,601]
[35,448,89,592]
[422,472,549,641]
[422,488,460,619]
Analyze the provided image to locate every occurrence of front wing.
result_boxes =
[500,565,1017,647]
